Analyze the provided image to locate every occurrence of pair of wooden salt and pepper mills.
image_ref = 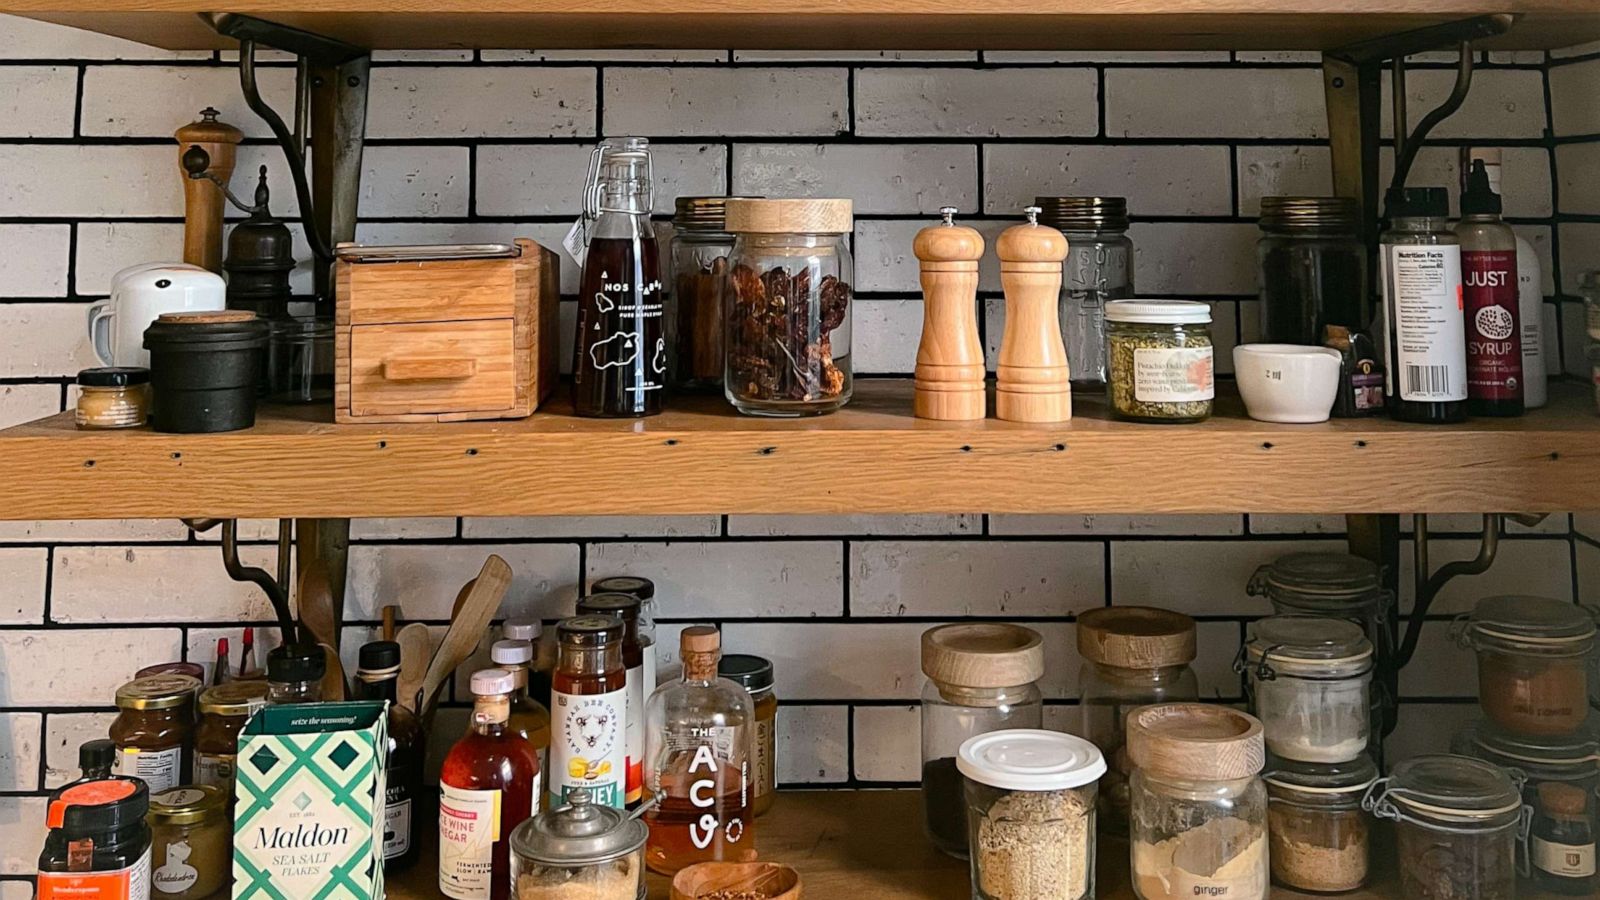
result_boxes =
[913,206,1071,422]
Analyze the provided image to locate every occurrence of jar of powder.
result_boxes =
[1265,756,1377,893]
[75,367,150,429]
[147,784,230,898]
[1458,596,1596,736]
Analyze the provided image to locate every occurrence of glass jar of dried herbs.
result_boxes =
[1105,300,1214,423]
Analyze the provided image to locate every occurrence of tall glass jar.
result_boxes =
[1127,704,1268,900]
[920,623,1044,858]
[1105,300,1214,423]
[724,198,854,416]
[1457,595,1597,736]
[1364,754,1530,900]
[1035,196,1133,390]
[668,197,756,392]
[1265,756,1378,893]
[1256,196,1367,346]
[1075,606,1198,835]
[1240,615,1374,763]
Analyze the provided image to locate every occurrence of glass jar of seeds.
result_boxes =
[1105,300,1214,423]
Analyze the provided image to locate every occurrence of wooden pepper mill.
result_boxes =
[996,205,1072,422]
[175,107,243,274]
[913,206,986,420]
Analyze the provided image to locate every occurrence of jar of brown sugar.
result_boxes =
[1265,756,1378,893]
[1458,596,1597,736]
[194,680,268,793]
[111,674,200,793]
[148,784,230,899]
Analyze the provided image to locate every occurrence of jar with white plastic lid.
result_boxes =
[959,729,1105,900]
[1239,615,1374,764]
[1105,300,1214,423]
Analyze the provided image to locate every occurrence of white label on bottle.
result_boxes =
[1533,836,1597,878]
[438,785,499,900]
[1382,244,1467,402]
[551,686,627,808]
[194,752,234,789]
[152,835,198,895]
[624,663,644,803]
[384,797,412,858]
[1132,346,1214,402]
[114,745,182,792]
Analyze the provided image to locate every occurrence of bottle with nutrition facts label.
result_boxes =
[1379,187,1467,424]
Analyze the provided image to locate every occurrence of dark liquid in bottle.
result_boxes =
[574,235,665,417]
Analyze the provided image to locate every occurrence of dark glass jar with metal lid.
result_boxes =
[719,653,777,816]
[510,787,648,900]
[1256,196,1367,346]
[668,197,760,392]
[1265,756,1378,893]
[1034,196,1134,390]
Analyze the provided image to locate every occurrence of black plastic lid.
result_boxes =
[1385,186,1450,219]
[1460,159,1503,216]
[591,576,655,601]
[718,654,774,693]
[577,592,641,620]
[51,777,149,837]
[267,642,326,683]
[557,615,624,646]
[358,640,401,672]
[79,739,116,775]
[78,367,150,388]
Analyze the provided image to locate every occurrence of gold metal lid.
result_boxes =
[115,675,201,711]
[148,784,227,826]
[673,196,763,232]
[198,680,269,717]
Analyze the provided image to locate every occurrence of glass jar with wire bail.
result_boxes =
[1239,615,1374,764]
[1364,754,1531,900]
[1265,755,1379,893]
[667,197,758,392]
[1456,595,1598,737]
[1255,196,1368,346]
[1034,196,1134,390]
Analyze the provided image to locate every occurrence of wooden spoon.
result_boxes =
[381,605,398,642]
[394,622,432,713]
[318,643,348,701]
[298,559,339,650]
[418,555,512,722]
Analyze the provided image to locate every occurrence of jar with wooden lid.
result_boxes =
[724,198,854,416]
[111,674,201,793]
[1239,615,1373,763]
[1457,595,1597,736]
[147,784,230,899]
[194,680,268,792]
[1364,754,1530,900]
[920,623,1045,858]
[1127,704,1268,900]
[1075,606,1199,834]
[1264,756,1378,893]
[959,729,1106,900]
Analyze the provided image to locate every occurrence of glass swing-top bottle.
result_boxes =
[642,626,757,875]
[573,137,665,418]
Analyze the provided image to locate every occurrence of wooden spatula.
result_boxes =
[298,559,340,650]
[394,622,432,713]
[319,643,348,701]
[418,555,512,722]
[381,605,399,642]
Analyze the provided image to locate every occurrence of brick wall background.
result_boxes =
[0,16,1597,885]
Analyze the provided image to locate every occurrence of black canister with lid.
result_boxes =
[1257,197,1367,345]
[38,777,152,891]
[143,310,269,433]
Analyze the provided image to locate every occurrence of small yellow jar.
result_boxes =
[147,784,230,899]
[75,367,151,429]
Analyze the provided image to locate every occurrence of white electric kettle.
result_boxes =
[88,263,226,367]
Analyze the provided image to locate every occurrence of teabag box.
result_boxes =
[233,701,388,900]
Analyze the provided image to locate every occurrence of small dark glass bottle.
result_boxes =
[1532,781,1598,895]
[38,777,152,893]
[357,640,423,871]
[1379,187,1467,424]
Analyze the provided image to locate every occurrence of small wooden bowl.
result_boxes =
[670,861,802,900]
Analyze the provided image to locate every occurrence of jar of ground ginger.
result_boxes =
[1459,596,1596,736]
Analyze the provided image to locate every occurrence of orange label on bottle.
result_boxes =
[39,847,151,900]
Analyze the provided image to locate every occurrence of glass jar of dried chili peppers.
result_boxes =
[724,198,854,416]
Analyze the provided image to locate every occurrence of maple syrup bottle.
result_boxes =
[643,626,757,875]
[439,668,541,900]
[573,137,665,418]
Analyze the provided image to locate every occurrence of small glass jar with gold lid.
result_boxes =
[148,784,231,898]
[110,674,200,793]
[195,680,268,792]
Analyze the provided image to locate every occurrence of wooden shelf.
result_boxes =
[3,0,1598,52]
[1,379,1597,520]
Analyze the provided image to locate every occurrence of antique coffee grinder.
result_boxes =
[182,148,296,319]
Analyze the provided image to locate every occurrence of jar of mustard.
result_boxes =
[148,784,230,899]
[194,680,268,793]
[111,675,200,793]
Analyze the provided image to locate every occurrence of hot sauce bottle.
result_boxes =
[549,616,629,810]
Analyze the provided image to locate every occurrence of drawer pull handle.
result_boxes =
[383,357,478,381]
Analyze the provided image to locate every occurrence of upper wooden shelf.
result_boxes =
[1,379,1596,520]
[5,0,1600,52]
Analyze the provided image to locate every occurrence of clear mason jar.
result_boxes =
[1075,606,1198,835]
[1035,196,1133,390]
[1265,756,1378,893]
[960,730,1104,900]
[1104,300,1214,423]
[1457,595,1597,736]
[1364,754,1530,900]
[724,198,853,416]
[1255,196,1368,347]
[668,197,754,392]
[921,624,1045,859]
[1241,615,1373,764]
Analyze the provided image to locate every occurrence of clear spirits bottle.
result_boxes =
[642,626,757,875]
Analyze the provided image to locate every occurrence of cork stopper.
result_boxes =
[1127,703,1265,782]
[680,625,722,680]
[914,206,985,263]
[1077,606,1197,669]
[1538,781,1590,819]
[996,206,1069,264]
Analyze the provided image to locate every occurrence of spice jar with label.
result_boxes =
[959,729,1105,900]
[194,680,267,792]
[1240,615,1374,763]
[1265,756,1378,893]
[1075,606,1199,835]
[147,784,229,899]
[1105,300,1214,423]
[1364,754,1529,900]
[921,623,1045,858]
[720,653,777,817]
[1458,595,1597,736]
[111,674,200,793]
[510,787,648,900]
[668,197,757,391]
[1035,196,1134,389]
[75,367,151,429]
[1127,704,1268,900]
[37,777,152,899]
[724,198,854,416]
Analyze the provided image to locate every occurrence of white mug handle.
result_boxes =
[86,300,115,366]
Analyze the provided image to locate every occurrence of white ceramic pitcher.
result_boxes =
[88,263,226,367]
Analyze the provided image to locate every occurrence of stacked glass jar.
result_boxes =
[666,197,759,392]
[1033,196,1134,390]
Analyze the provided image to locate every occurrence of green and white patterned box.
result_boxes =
[232,701,387,900]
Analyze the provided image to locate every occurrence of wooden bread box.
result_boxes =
[334,238,560,423]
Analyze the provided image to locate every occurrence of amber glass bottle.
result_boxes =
[439,669,541,900]
[491,639,552,775]
[549,616,628,810]
[357,641,423,871]
[576,592,649,808]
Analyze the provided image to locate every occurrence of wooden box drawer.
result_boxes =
[349,319,516,417]
[343,258,516,326]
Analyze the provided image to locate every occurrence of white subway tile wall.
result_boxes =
[0,23,1593,874]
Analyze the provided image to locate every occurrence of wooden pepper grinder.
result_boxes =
[913,206,986,420]
[996,205,1072,422]
[175,107,242,274]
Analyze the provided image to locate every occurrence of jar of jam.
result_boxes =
[111,675,200,793]
[719,654,777,816]
[38,777,152,899]
[148,785,231,899]
[194,680,268,792]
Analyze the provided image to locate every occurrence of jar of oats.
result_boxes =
[1105,300,1214,423]
[958,729,1105,900]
